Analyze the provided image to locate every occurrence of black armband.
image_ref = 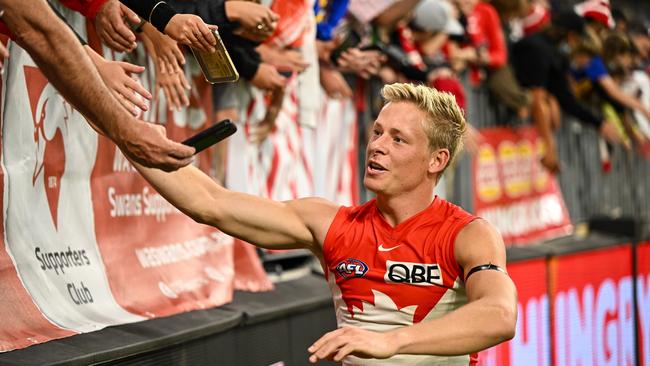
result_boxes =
[465,263,507,281]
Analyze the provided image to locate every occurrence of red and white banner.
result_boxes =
[0,12,271,350]
[638,241,650,366]
[479,258,549,366]
[550,245,635,366]
[472,126,573,245]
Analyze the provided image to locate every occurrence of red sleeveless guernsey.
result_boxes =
[322,197,478,365]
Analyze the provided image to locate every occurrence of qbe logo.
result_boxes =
[384,260,442,286]
[336,258,369,279]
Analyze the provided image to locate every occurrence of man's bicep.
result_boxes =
[455,219,507,279]
[465,267,517,305]
[455,219,516,304]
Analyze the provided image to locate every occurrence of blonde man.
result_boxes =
[133,83,517,365]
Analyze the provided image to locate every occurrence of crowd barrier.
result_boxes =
[0,5,274,353]
[0,234,646,365]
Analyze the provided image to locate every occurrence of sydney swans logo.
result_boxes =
[25,66,70,231]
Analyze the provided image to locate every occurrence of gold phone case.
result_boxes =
[191,29,239,84]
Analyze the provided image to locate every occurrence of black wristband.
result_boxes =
[465,263,506,281]
[149,2,176,34]
[132,17,147,33]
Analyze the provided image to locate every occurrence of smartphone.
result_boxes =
[182,119,237,154]
[330,31,362,65]
[190,29,239,84]
[278,69,293,78]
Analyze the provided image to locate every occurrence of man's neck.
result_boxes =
[375,188,435,227]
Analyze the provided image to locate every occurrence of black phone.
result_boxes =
[330,31,362,65]
[278,69,293,78]
[182,119,237,154]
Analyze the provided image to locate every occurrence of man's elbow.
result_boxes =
[493,302,517,342]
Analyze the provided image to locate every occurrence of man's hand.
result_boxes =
[308,327,398,363]
[141,22,185,73]
[319,66,352,99]
[94,0,139,52]
[251,63,286,90]
[164,14,217,53]
[86,46,151,115]
[257,44,309,73]
[97,58,151,115]
[116,120,195,171]
[156,67,190,111]
[337,48,384,79]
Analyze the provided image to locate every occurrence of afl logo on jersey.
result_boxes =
[336,258,369,279]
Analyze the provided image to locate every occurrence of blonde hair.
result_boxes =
[381,83,467,170]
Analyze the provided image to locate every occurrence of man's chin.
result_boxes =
[363,177,381,194]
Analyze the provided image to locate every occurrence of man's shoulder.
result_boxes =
[328,199,377,226]
[435,197,475,221]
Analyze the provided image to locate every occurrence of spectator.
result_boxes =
[570,31,650,127]
[454,0,531,119]
[0,0,194,170]
[511,10,625,172]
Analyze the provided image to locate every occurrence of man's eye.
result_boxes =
[394,137,403,143]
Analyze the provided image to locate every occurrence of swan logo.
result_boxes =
[24,66,71,231]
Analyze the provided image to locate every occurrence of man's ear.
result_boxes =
[429,148,450,175]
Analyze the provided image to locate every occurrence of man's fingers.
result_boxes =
[167,85,181,110]
[172,45,186,65]
[333,344,355,362]
[179,73,191,90]
[174,80,189,107]
[194,25,215,52]
[166,140,196,159]
[115,91,139,116]
[120,3,141,24]
[309,328,342,352]
[159,154,194,171]
[118,61,145,75]
[121,83,149,111]
[107,12,136,47]
[161,84,173,109]
[197,22,217,46]
[313,338,345,362]
[125,77,153,100]
[111,16,136,44]
[100,29,129,52]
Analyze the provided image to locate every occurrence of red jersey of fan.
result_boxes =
[322,197,478,365]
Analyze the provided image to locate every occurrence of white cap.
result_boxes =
[411,0,464,35]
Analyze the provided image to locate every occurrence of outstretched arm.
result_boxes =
[0,0,195,171]
[308,219,517,362]
[133,161,339,253]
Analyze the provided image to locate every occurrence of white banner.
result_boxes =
[2,45,145,332]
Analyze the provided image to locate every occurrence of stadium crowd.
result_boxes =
[1,0,649,211]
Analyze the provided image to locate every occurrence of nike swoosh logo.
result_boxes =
[378,244,401,252]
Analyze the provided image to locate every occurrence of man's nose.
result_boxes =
[368,134,388,155]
